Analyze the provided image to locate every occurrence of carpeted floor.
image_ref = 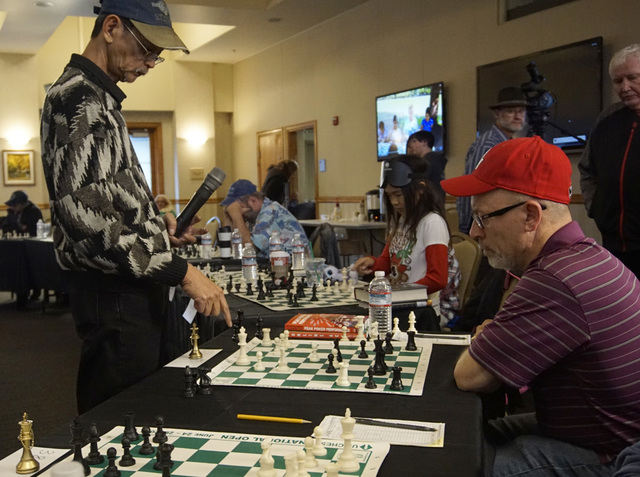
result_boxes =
[0,292,80,460]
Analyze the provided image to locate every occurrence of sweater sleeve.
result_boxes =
[371,242,392,274]
[414,243,448,292]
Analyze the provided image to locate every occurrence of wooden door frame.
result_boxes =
[256,127,284,188]
[127,122,164,196]
[284,120,318,209]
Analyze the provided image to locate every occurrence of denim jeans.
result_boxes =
[485,413,615,477]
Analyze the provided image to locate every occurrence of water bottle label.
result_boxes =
[369,291,391,306]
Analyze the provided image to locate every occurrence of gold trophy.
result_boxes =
[189,323,203,359]
[16,412,39,474]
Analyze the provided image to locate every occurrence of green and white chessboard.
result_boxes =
[208,338,432,396]
[40,426,389,476]
[213,270,362,312]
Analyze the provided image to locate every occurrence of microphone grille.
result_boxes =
[204,167,226,188]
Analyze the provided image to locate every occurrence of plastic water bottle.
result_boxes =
[291,233,306,270]
[231,228,243,259]
[242,243,258,281]
[201,231,212,259]
[36,219,44,238]
[369,271,392,337]
[269,230,283,254]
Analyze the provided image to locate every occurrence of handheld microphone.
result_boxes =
[174,167,226,237]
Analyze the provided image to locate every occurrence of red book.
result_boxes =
[287,330,359,340]
[284,313,367,334]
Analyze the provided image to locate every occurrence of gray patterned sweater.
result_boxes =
[40,54,187,286]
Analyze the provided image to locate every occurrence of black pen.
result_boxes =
[354,418,438,432]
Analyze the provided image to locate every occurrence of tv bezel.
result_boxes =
[375,81,445,161]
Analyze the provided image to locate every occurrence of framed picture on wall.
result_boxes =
[2,150,35,186]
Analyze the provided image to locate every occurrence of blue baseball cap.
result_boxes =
[220,180,257,207]
[94,0,189,53]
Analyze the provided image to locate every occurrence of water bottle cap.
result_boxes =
[374,271,385,277]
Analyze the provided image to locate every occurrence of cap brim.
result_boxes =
[131,20,190,53]
[440,174,498,198]
[489,101,528,109]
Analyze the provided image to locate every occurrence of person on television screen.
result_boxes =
[378,121,389,143]
[353,155,460,330]
[442,136,640,477]
[421,109,434,132]
[456,86,527,234]
[406,130,446,207]
[388,115,404,154]
[402,104,419,137]
[579,44,640,278]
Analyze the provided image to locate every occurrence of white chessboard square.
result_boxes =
[199,439,241,452]
[172,461,218,476]
[218,450,261,467]
[259,378,287,386]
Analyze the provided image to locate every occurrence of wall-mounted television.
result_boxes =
[476,37,603,149]
[376,81,445,160]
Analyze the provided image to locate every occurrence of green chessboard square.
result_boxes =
[282,379,309,387]
[233,441,264,454]
[172,436,209,449]
[311,374,339,382]
[292,368,319,375]
[189,449,229,464]
[265,372,292,379]
[207,464,254,476]
[219,371,244,378]
[234,378,261,385]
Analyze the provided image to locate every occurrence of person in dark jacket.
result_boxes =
[580,43,640,277]
[3,190,43,237]
[261,160,298,207]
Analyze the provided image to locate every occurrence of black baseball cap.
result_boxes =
[94,0,189,53]
[380,160,427,188]
[5,190,28,207]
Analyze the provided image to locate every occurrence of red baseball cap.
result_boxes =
[441,136,572,204]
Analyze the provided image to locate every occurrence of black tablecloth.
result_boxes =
[38,323,482,476]
[0,238,66,294]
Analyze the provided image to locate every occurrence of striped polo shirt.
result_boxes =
[471,221,640,460]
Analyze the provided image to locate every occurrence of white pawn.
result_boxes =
[392,317,401,335]
[304,436,317,468]
[275,341,289,372]
[312,426,327,456]
[336,360,351,387]
[333,280,341,295]
[283,330,290,348]
[296,449,309,477]
[254,351,265,371]
[309,344,320,363]
[283,453,298,477]
[324,462,339,477]
[257,438,276,477]
[355,316,366,342]
[262,328,273,347]
[340,325,349,342]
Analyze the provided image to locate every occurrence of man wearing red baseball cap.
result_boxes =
[441,136,640,476]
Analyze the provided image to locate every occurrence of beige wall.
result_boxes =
[232,0,640,240]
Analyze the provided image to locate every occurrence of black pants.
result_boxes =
[66,271,168,414]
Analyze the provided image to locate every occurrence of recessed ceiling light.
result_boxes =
[34,2,54,7]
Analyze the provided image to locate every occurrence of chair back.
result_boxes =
[450,232,482,307]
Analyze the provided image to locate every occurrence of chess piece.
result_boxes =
[104,447,120,477]
[275,341,289,372]
[340,325,349,342]
[262,327,273,346]
[138,426,155,456]
[292,294,300,307]
[369,320,379,341]
[196,366,213,395]
[407,311,417,333]
[236,327,250,365]
[326,353,337,373]
[390,366,404,391]
[16,413,40,474]
[69,417,90,476]
[254,351,265,371]
[283,452,298,476]
[183,366,196,398]
[384,332,394,354]
[392,317,401,334]
[372,339,388,375]
[304,436,317,468]
[405,330,418,351]
[324,462,340,477]
[154,442,174,471]
[333,338,343,362]
[296,449,310,477]
[231,323,240,343]
[188,323,203,359]
[153,416,167,444]
[312,426,327,456]
[365,366,377,389]
[337,408,359,472]
[257,438,276,477]
[123,411,139,442]
[310,284,318,301]
[255,315,264,340]
[336,361,351,387]
[246,282,254,296]
[119,437,135,467]
[309,343,320,362]
[358,339,368,359]
[85,423,104,465]
[355,316,366,342]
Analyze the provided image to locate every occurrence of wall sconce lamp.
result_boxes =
[4,129,31,149]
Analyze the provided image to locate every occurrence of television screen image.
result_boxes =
[376,82,445,160]
[476,37,603,149]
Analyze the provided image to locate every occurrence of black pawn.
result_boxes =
[257,283,266,300]
[297,282,306,299]
[365,366,377,389]
[153,416,167,444]
[246,282,253,296]
[333,338,343,362]
[104,447,121,477]
[237,309,245,329]
[287,292,294,306]
[183,366,196,398]
[138,426,155,456]
[310,284,318,301]
[358,340,368,359]
[326,353,337,373]
[123,411,139,442]
[119,437,135,467]
[405,330,418,351]
[266,283,274,297]
[235,282,241,293]
[390,366,404,391]
[227,276,234,294]
[86,423,104,465]
[384,332,394,354]
[292,294,300,307]
[255,315,264,340]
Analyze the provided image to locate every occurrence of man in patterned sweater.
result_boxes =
[40,0,231,413]
[442,137,640,476]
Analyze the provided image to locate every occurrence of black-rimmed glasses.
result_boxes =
[124,24,165,65]
[472,201,547,229]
